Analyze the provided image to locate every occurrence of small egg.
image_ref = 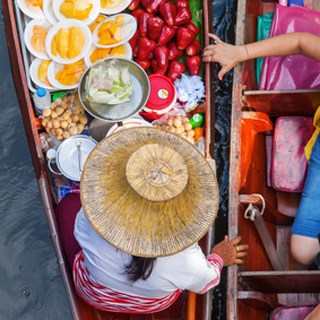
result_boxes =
[60,120,68,129]
[43,108,51,117]
[176,127,184,134]
[69,126,78,135]
[63,131,70,139]
[55,128,63,136]
[62,111,72,120]
[51,111,58,119]
[79,115,87,125]
[42,119,48,127]
[47,121,53,129]
[167,119,174,126]
[53,120,60,129]
[77,124,84,133]
[72,115,80,123]
[56,107,64,116]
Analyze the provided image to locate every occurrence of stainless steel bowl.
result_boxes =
[78,58,150,122]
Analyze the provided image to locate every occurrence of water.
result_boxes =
[0,4,73,320]
[0,1,235,319]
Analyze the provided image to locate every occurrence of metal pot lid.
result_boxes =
[56,135,97,181]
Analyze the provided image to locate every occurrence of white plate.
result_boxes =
[47,59,88,90]
[43,0,58,25]
[53,0,100,25]
[93,13,137,49]
[56,135,97,181]
[24,19,51,59]
[100,0,131,15]
[85,42,132,66]
[17,0,45,19]
[45,20,92,64]
[30,58,55,90]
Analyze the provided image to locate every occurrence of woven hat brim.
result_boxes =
[81,127,219,257]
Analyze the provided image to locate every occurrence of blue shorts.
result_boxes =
[292,136,320,238]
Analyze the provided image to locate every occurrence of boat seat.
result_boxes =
[271,117,313,193]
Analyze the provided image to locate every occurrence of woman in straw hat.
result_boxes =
[56,127,247,313]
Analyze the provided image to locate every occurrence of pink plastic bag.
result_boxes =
[260,5,320,90]
[270,306,314,320]
[271,116,313,192]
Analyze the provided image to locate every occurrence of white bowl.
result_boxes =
[45,20,92,64]
[24,19,51,60]
[43,0,58,25]
[17,0,45,19]
[53,0,100,25]
[30,58,55,90]
[93,13,137,49]
[100,0,131,15]
[85,42,132,66]
[47,59,88,90]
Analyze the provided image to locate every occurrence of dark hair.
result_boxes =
[126,256,156,282]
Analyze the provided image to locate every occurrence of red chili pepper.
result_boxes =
[186,55,201,75]
[136,59,151,70]
[186,40,201,56]
[131,8,144,19]
[146,0,166,13]
[138,12,151,37]
[167,60,185,81]
[159,25,177,46]
[176,27,196,50]
[168,42,183,60]
[154,46,169,74]
[129,30,139,49]
[147,16,164,41]
[159,2,176,26]
[175,7,191,26]
[128,0,140,11]
[186,22,200,35]
[176,0,189,9]
[137,37,156,60]
[140,110,161,121]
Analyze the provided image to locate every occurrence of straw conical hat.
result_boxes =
[81,127,219,257]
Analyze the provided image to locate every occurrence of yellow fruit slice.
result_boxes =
[68,27,85,59]
[57,28,70,58]
[27,0,43,8]
[110,45,125,56]
[38,60,51,86]
[89,15,105,32]
[56,60,85,85]
[60,0,93,20]
[31,25,47,53]
[90,47,111,63]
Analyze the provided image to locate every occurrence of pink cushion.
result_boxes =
[270,306,314,320]
[271,117,313,192]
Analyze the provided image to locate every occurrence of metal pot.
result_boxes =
[46,135,97,181]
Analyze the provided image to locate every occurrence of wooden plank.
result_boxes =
[240,271,320,293]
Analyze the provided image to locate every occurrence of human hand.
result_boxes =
[203,34,248,80]
[212,236,248,266]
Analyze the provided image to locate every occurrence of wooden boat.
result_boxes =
[228,1,320,319]
[1,1,216,319]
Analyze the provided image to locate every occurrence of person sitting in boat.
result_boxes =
[56,127,248,314]
[203,32,320,266]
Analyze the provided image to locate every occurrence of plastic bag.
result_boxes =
[260,5,320,90]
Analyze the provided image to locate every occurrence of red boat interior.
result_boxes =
[228,0,320,319]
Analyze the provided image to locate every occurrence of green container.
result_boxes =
[256,12,273,85]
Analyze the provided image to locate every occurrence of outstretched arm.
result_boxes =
[203,32,320,80]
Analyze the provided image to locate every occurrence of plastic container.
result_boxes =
[141,75,177,121]
[33,87,51,115]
